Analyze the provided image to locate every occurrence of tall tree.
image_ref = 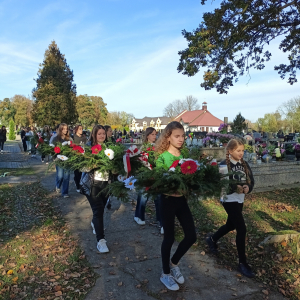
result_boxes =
[90,96,108,125]
[163,96,200,119]
[278,96,300,132]
[11,95,33,126]
[0,98,16,126]
[8,119,16,140]
[178,0,300,94]
[257,112,282,132]
[76,95,95,127]
[32,41,77,127]
[231,112,247,134]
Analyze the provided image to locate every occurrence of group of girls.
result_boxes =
[51,121,256,291]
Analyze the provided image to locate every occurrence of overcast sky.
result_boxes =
[1,0,299,122]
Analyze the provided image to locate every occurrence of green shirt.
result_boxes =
[156,151,183,169]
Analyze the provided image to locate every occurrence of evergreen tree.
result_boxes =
[231,113,247,134]
[32,41,77,127]
[8,119,16,140]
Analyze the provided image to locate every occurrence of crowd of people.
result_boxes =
[15,122,255,291]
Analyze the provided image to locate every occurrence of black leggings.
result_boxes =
[74,169,82,189]
[160,195,197,274]
[0,140,4,150]
[86,181,109,242]
[212,202,246,263]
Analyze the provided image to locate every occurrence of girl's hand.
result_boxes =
[236,185,243,194]
[243,185,249,194]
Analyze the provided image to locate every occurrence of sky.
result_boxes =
[0,0,299,122]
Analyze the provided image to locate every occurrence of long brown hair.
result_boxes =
[74,124,83,134]
[225,138,250,184]
[143,127,156,143]
[57,123,70,141]
[155,121,184,154]
[89,125,107,146]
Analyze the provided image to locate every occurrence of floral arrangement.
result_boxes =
[109,156,229,202]
[37,142,143,177]
[244,144,253,153]
[218,123,228,133]
[275,148,285,158]
[188,132,194,138]
[206,132,235,144]
[294,144,300,151]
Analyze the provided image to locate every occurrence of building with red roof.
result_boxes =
[174,102,223,132]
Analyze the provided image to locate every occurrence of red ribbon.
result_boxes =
[126,154,131,177]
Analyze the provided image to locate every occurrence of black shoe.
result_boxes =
[238,263,255,278]
[205,235,218,254]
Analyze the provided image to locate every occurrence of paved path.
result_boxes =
[0,141,287,300]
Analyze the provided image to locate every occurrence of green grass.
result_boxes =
[0,183,97,299]
[0,168,35,176]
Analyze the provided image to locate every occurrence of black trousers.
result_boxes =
[22,140,27,152]
[0,140,4,151]
[160,195,197,274]
[212,202,247,263]
[74,169,82,189]
[86,181,109,242]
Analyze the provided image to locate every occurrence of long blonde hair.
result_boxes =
[155,121,184,154]
[225,138,250,184]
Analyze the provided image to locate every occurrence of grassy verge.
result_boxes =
[178,188,300,299]
[0,183,97,299]
[0,168,35,176]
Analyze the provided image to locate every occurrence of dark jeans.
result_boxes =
[22,140,27,152]
[86,181,109,242]
[135,193,162,226]
[0,140,4,150]
[55,166,70,196]
[160,195,197,274]
[74,169,82,189]
[212,202,246,263]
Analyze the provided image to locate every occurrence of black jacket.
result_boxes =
[220,159,255,195]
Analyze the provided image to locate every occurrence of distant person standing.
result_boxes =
[20,127,27,152]
[73,124,87,192]
[25,127,32,154]
[0,126,7,153]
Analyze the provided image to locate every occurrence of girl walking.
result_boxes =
[83,125,110,253]
[41,125,51,163]
[73,124,87,192]
[104,125,115,143]
[155,121,197,291]
[206,138,255,278]
[52,123,73,198]
[0,126,7,153]
[25,127,32,154]
[134,127,163,233]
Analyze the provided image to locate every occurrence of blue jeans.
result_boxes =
[135,193,162,226]
[55,166,70,196]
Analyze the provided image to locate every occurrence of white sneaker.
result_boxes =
[97,239,109,253]
[31,154,36,158]
[160,273,179,291]
[170,264,184,284]
[160,227,164,234]
[76,189,80,193]
[91,221,96,234]
[56,187,60,193]
[134,217,145,225]
[63,195,70,198]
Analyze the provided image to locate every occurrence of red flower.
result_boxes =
[38,137,44,144]
[152,146,155,151]
[69,141,74,147]
[180,160,197,174]
[145,187,150,191]
[91,144,102,154]
[133,148,138,153]
[54,146,61,154]
[211,162,217,166]
[73,145,84,154]
[147,147,151,151]
[169,160,180,169]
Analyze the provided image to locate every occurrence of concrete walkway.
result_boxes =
[0,141,286,300]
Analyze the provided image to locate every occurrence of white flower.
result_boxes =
[169,167,176,172]
[49,144,55,147]
[57,155,68,161]
[104,149,114,160]
[117,175,126,182]
[62,141,70,146]
[124,176,137,190]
